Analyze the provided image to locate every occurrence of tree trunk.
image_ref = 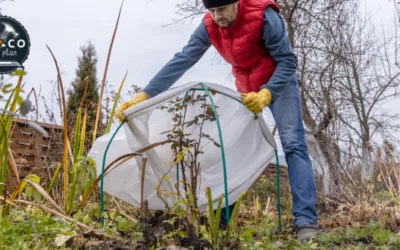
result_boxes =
[361,141,374,181]
[305,131,343,196]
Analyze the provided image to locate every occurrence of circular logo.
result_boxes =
[0,16,30,74]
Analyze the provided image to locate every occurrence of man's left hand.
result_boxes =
[241,88,272,114]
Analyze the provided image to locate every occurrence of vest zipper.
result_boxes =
[230,31,238,65]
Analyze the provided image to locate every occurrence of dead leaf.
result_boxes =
[377,171,382,183]
[55,232,75,247]
[275,241,284,248]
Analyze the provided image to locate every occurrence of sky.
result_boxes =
[1,0,234,124]
[1,0,399,153]
[0,0,397,120]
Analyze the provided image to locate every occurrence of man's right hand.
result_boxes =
[115,92,149,121]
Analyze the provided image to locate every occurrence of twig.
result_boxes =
[46,44,69,210]
[140,157,147,213]
[108,205,138,224]
[324,197,353,209]
[155,164,177,211]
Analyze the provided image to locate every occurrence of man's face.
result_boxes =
[208,2,239,28]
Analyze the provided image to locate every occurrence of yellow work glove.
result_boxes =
[240,88,272,114]
[115,92,148,121]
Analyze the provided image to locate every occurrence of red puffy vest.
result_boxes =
[204,0,280,93]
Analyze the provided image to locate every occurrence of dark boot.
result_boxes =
[296,224,319,241]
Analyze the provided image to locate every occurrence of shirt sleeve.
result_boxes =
[143,20,212,97]
[260,6,298,102]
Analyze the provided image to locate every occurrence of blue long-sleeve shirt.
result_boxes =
[143,7,298,103]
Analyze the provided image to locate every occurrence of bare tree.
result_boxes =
[265,0,358,195]
[170,0,400,193]
[281,0,400,186]
[332,14,400,180]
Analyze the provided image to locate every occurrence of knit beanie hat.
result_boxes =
[202,0,238,9]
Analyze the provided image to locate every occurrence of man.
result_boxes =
[116,0,318,241]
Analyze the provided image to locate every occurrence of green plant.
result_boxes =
[159,91,219,211]
[0,72,25,196]
[283,192,293,224]
[45,43,104,215]
[205,186,224,246]
[0,70,49,197]
[105,71,128,134]
[41,2,126,219]
[19,174,42,203]
[0,208,77,249]
[224,190,247,245]
[67,106,96,214]
[205,185,247,248]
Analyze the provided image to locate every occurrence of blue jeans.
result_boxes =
[221,78,318,228]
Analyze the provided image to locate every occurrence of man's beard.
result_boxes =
[216,19,234,28]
